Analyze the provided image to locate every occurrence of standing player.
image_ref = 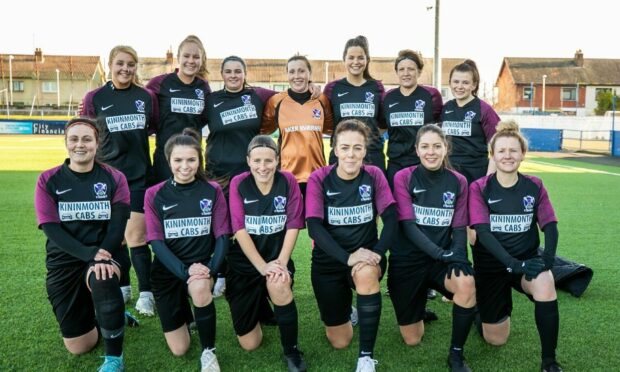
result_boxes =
[226,135,306,372]
[144,128,230,371]
[324,36,386,172]
[469,121,562,372]
[81,45,159,316]
[147,35,210,184]
[35,118,131,371]
[390,124,476,372]
[262,55,334,196]
[383,50,443,188]
[306,119,397,372]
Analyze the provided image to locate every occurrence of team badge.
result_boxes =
[365,92,374,103]
[464,111,476,121]
[273,196,287,213]
[443,191,455,208]
[359,184,372,201]
[135,100,145,113]
[195,89,205,100]
[93,182,108,199]
[523,195,535,212]
[200,198,212,215]
[312,108,322,119]
[241,94,252,105]
[415,99,426,111]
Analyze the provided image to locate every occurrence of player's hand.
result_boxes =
[266,269,291,284]
[261,260,287,277]
[308,82,322,99]
[188,263,211,278]
[187,273,210,284]
[348,248,380,267]
[508,258,545,280]
[93,248,112,261]
[92,262,116,281]
[447,262,474,279]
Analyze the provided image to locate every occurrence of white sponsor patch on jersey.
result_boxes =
[389,111,424,127]
[413,204,454,226]
[105,114,146,132]
[164,217,211,238]
[58,201,111,221]
[442,121,472,136]
[283,125,322,133]
[245,215,287,235]
[327,203,373,226]
[220,105,258,125]
[171,98,205,115]
[490,214,533,233]
[339,103,375,117]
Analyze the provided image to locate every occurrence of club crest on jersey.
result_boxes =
[443,191,455,208]
[195,89,205,100]
[241,94,252,105]
[464,111,476,121]
[365,92,374,103]
[523,195,535,212]
[415,99,426,111]
[135,100,145,113]
[273,195,287,213]
[200,198,212,215]
[93,183,108,199]
[312,108,321,119]
[359,184,372,201]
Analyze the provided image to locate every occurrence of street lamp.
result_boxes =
[9,55,14,105]
[530,82,534,113]
[542,74,547,112]
[55,68,60,107]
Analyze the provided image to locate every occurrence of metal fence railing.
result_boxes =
[562,130,611,154]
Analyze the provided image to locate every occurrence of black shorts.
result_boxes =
[151,259,194,332]
[46,264,96,338]
[387,259,453,325]
[128,178,147,213]
[226,261,295,336]
[475,269,532,324]
[451,163,487,184]
[311,259,386,327]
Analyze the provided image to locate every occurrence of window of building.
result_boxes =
[42,81,58,93]
[272,84,288,92]
[12,81,24,92]
[523,86,534,100]
[562,87,576,101]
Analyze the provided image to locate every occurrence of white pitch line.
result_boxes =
[527,160,620,177]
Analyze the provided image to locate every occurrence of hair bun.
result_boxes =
[496,120,520,134]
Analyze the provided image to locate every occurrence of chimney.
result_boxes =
[574,49,584,67]
[34,48,44,63]
[166,48,174,66]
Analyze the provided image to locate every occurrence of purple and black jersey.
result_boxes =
[81,82,158,183]
[306,164,394,268]
[383,85,443,166]
[392,165,468,260]
[441,97,500,168]
[205,87,275,180]
[35,160,130,269]
[469,173,557,270]
[324,78,385,154]
[145,178,231,264]
[228,171,304,275]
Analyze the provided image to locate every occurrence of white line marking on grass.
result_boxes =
[527,160,620,177]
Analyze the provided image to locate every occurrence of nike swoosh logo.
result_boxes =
[169,88,181,93]
[389,102,399,108]
[445,110,454,114]
[413,187,426,194]
[244,198,258,204]
[443,251,454,257]
[213,102,223,108]
[337,92,349,97]
[108,331,123,339]
[162,204,178,211]
[326,191,340,196]
[101,105,113,111]
[55,189,72,195]
[488,199,502,204]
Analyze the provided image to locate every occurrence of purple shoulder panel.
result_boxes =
[145,73,167,94]
[479,99,500,143]
[468,175,492,226]
[229,172,251,233]
[34,166,63,226]
[254,87,278,104]
[323,80,338,101]
[209,181,232,238]
[422,85,444,122]
[305,166,333,219]
[101,164,130,206]
[144,181,167,242]
[449,169,469,228]
[282,171,305,229]
[393,166,415,221]
[366,165,395,214]
[524,175,558,228]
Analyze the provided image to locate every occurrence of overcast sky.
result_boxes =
[4,0,617,88]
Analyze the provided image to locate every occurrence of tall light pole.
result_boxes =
[530,82,534,113]
[542,74,547,112]
[9,55,14,105]
[433,0,441,91]
[55,68,60,107]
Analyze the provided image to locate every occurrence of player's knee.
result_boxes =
[64,336,97,355]
[189,280,212,307]
[352,266,380,292]
[402,333,423,346]
[267,281,292,304]
[169,343,190,357]
[239,336,262,351]
[484,333,508,346]
[458,276,476,299]
[326,329,352,349]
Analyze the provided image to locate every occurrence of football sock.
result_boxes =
[130,245,151,292]
[274,300,299,355]
[535,300,559,361]
[450,303,476,353]
[194,301,216,350]
[89,273,124,357]
[358,292,381,358]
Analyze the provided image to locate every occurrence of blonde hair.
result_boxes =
[178,35,208,79]
[489,120,528,155]
[108,45,141,85]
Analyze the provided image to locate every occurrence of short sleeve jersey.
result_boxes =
[324,78,385,153]
[81,82,158,182]
[392,165,468,261]
[441,97,500,167]
[146,71,211,151]
[205,87,275,180]
[261,91,333,183]
[34,160,130,269]
[469,173,558,269]
[144,178,231,264]
[227,171,304,275]
[306,165,395,268]
[383,85,443,165]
